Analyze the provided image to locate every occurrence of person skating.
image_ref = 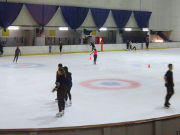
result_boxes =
[53,67,67,117]
[64,66,72,106]
[90,42,96,51]
[126,40,130,50]
[145,36,149,49]
[129,41,132,50]
[90,49,98,64]
[0,42,3,56]
[59,40,63,54]
[164,64,174,108]
[54,64,63,101]
[13,46,21,63]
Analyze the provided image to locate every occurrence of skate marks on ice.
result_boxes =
[29,101,59,126]
[29,100,73,126]
[0,63,45,69]
[29,115,58,126]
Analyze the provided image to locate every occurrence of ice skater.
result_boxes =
[126,40,130,50]
[59,40,63,54]
[90,42,96,51]
[0,42,3,56]
[90,49,98,64]
[13,46,21,63]
[129,41,136,51]
[64,66,72,106]
[164,64,174,108]
[53,67,67,117]
[145,36,149,49]
[54,64,63,101]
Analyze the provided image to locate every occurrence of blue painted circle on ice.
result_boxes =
[0,63,44,68]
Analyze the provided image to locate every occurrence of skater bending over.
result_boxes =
[129,41,136,51]
[90,42,96,51]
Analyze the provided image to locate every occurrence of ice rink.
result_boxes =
[0,48,180,129]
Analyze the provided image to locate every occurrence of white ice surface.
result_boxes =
[0,48,180,129]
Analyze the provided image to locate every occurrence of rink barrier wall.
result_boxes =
[0,114,180,135]
[2,42,180,56]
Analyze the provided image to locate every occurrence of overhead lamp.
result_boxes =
[59,27,68,31]
[8,26,19,30]
[154,39,164,43]
[124,28,132,31]
[142,28,149,31]
[99,27,107,31]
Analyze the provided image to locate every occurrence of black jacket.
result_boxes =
[165,70,174,87]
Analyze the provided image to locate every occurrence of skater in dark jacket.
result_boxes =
[0,42,3,56]
[53,64,63,101]
[90,49,98,64]
[126,40,130,50]
[54,67,68,117]
[59,40,63,53]
[13,46,21,63]
[145,36,149,49]
[164,64,174,108]
[90,42,96,51]
[56,64,63,82]
[64,66,72,105]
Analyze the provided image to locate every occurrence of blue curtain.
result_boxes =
[60,6,89,30]
[90,8,110,29]
[0,2,23,30]
[133,11,152,28]
[26,4,58,27]
[112,10,132,29]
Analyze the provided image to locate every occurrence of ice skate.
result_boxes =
[65,101,68,107]
[56,111,63,117]
[69,100,72,106]
[62,110,64,115]
[164,104,170,108]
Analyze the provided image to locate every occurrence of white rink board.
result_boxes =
[3,42,180,55]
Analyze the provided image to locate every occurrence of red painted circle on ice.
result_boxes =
[80,79,141,90]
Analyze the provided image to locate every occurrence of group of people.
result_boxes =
[1,39,175,113]
[52,63,72,117]
[49,40,63,54]
[126,36,150,50]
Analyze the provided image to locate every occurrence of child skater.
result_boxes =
[13,46,21,63]
[90,49,98,64]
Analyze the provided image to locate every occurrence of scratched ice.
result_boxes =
[0,48,180,129]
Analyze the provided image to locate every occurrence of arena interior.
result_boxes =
[0,0,180,135]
